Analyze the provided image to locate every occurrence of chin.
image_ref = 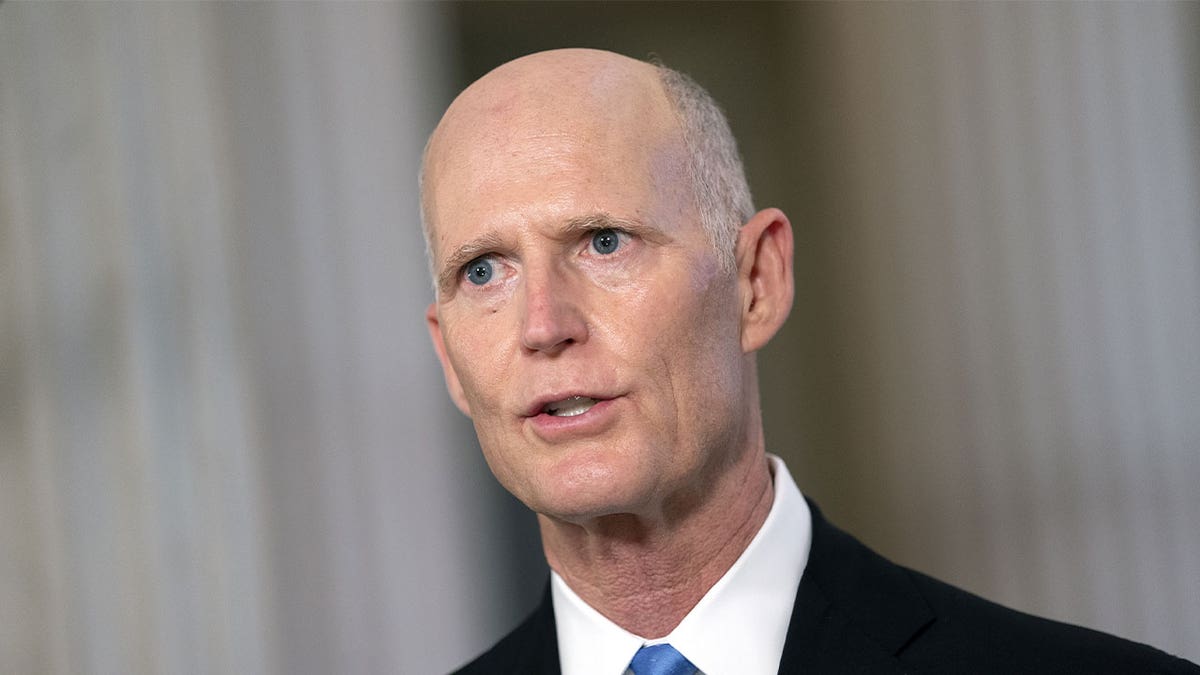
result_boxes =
[533,490,641,523]
[525,451,652,522]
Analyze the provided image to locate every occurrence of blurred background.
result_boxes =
[2,2,1198,673]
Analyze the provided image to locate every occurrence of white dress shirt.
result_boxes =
[551,454,812,675]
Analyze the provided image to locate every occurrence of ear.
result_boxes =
[425,303,472,417]
[735,208,795,353]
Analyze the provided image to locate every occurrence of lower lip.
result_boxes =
[526,398,618,440]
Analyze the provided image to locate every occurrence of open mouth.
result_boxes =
[541,396,598,417]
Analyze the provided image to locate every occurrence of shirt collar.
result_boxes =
[552,455,812,675]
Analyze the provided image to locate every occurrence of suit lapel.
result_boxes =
[777,500,935,673]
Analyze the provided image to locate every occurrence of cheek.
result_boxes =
[662,275,744,402]
[618,261,743,399]
[442,316,511,413]
[663,254,739,349]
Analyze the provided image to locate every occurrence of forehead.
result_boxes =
[423,60,694,258]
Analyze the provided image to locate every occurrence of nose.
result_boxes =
[519,264,588,354]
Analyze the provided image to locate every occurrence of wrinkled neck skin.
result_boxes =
[538,379,774,639]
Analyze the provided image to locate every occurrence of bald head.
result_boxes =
[423,50,684,259]
[429,49,671,159]
[419,49,752,280]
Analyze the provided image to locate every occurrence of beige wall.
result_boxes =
[773,3,1200,658]
[0,4,517,673]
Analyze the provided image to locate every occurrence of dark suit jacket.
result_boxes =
[454,501,1198,673]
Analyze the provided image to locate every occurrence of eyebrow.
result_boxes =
[435,212,661,297]
[561,212,643,234]
[437,229,509,297]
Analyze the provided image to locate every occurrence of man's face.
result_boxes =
[424,64,752,523]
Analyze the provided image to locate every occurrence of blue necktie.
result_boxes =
[628,644,697,675]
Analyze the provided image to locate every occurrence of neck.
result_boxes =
[539,448,774,638]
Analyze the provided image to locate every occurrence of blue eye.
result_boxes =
[465,257,494,285]
[591,229,620,254]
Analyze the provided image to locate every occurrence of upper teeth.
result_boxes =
[544,396,597,417]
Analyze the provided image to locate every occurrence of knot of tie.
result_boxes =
[628,644,697,675]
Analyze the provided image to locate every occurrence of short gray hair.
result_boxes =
[654,62,754,272]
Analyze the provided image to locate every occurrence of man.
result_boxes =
[421,49,1196,674]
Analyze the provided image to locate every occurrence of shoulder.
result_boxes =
[452,586,559,675]
[798,500,1198,674]
[900,565,1198,673]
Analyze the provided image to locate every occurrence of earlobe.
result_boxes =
[425,303,472,417]
[735,208,795,353]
